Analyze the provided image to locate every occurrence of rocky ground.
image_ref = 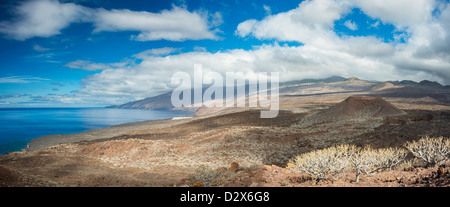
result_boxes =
[1,79,449,187]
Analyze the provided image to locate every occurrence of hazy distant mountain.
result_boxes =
[388,80,448,90]
[107,85,263,110]
[107,92,175,110]
[280,76,347,86]
[108,76,349,110]
[108,76,450,110]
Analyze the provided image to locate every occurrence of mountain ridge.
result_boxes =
[108,77,449,110]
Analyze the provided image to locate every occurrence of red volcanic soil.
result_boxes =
[324,96,405,118]
[1,94,449,187]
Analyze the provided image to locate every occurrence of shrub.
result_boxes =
[192,181,204,187]
[351,147,407,182]
[404,136,450,167]
[287,144,359,181]
[189,165,230,187]
[229,162,240,171]
[397,158,420,171]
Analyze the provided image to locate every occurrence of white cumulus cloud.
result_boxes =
[6,0,450,106]
[65,0,450,105]
[93,6,219,41]
[234,0,450,85]
[0,0,220,41]
[71,43,436,105]
[0,0,90,40]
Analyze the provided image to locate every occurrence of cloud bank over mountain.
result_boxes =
[0,0,450,106]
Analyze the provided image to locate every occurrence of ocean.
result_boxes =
[0,108,193,155]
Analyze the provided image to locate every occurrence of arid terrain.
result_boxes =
[1,78,449,187]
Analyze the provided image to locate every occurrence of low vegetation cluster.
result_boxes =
[189,162,240,187]
[188,137,449,186]
[287,136,449,182]
[404,136,450,167]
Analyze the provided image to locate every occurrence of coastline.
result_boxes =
[25,111,196,152]
[1,95,450,187]
[23,106,245,152]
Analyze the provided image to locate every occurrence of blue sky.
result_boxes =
[0,0,449,107]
